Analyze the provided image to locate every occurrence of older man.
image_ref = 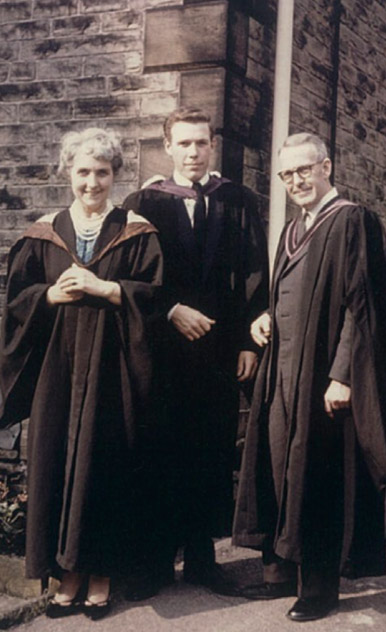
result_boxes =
[123,107,268,597]
[233,133,386,621]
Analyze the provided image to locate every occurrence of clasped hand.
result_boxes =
[47,264,120,305]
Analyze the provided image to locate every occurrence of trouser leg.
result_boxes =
[262,543,297,584]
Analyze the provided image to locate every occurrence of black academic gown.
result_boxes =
[233,200,386,578]
[0,207,163,579]
[124,179,269,543]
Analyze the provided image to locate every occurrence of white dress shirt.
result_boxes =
[173,170,209,227]
[302,186,338,229]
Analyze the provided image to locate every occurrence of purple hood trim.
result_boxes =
[146,175,231,199]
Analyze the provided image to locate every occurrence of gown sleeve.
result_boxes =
[0,238,52,427]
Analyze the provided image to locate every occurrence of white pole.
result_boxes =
[268,0,295,272]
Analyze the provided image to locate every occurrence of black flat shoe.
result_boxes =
[46,596,81,618]
[286,596,339,621]
[239,581,297,600]
[83,598,112,621]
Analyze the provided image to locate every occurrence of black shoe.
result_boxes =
[83,599,111,621]
[239,581,297,601]
[286,596,339,621]
[183,563,238,596]
[124,565,175,601]
[46,596,81,618]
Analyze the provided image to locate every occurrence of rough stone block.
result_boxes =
[144,1,227,70]
[0,147,30,166]
[228,8,248,72]
[0,169,11,185]
[0,20,50,41]
[37,58,82,80]
[14,166,51,184]
[9,62,35,82]
[109,72,179,95]
[52,15,100,37]
[110,117,164,141]
[32,185,72,208]
[19,101,71,122]
[84,53,127,77]
[32,0,78,17]
[81,0,128,12]
[123,51,142,73]
[101,10,141,32]
[66,77,106,98]
[0,42,19,62]
[139,93,178,117]
[0,123,49,146]
[180,68,226,130]
[0,65,9,83]
[74,95,140,119]
[0,2,31,23]
[0,81,65,102]
[23,33,140,61]
[226,74,267,143]
[139,139,170,186]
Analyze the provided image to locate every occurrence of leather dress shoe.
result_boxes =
[239,581,297,600]
[183,563,238,596]
[125,565,175,601]
[286,596,339,621]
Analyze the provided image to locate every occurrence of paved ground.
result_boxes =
[3,540,386,631]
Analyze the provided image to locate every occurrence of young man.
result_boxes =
[233,133,386,621]
[123,107,269,597]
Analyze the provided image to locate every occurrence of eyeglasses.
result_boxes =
[278,161,323,184]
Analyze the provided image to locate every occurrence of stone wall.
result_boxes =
[0,0,278,304]
[289,0,386,221]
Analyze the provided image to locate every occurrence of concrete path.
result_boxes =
[3,540,386,631]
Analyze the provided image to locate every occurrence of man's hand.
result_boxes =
[324,380,351,418]
[237,351,258,382]
[170,304,215,341]
[251,313,272,347]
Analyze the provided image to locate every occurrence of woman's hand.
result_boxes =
[46,283,84,305]
[48,264,121,306]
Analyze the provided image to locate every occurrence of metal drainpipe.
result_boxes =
[268,0,295,272]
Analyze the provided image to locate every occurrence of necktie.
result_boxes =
[192,182,207,253]
[297,212,309,242]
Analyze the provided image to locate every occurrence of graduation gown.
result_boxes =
[233,200,386,576]
[124,178,269,540]
[0,207,163,579]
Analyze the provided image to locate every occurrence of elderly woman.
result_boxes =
[0,128,163,619]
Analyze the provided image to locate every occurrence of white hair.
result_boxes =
[279,133,329,162]
[58,127,123,176]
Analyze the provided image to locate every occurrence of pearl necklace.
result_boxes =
[69,199,114,241]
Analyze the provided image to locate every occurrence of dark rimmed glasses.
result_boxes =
[278,161,323,184]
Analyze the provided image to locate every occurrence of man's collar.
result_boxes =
[302,187,338,219]
[173,170,210,188]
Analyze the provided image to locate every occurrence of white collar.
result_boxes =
[303,187,338,219]
[173,170,210,188]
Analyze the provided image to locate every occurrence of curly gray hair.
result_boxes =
[58,127,123,176]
